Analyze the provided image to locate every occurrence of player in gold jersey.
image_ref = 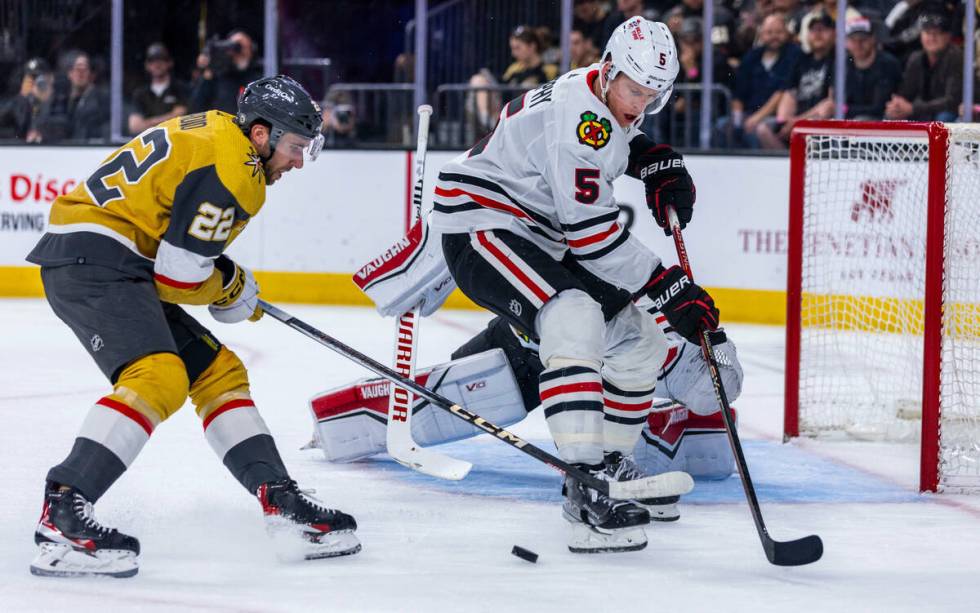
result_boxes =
[26,75,360,578]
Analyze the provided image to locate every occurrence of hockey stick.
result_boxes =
[665,207,823,566]
[383,105,472,481]
[258,299,694,501]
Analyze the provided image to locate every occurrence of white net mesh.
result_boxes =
[939,125,980,491]
[797,125,980,493]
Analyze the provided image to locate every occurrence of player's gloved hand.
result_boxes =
[627,144,695,235]
[640,264,718,344]
[209,255,262,323]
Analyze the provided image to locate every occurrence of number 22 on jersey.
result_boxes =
[85,127,172,207]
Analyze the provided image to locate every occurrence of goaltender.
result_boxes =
[26,75,360,578]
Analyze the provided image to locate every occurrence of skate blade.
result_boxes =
[566,521,647,554]
[303,529,362,560]
[266,520,361,562]
[642,502,680,522]
[30,543,138,578]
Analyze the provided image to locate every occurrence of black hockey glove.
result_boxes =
[627,143,695,235]
[640,264,719,344]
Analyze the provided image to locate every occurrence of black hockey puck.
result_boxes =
[511,545,538,563]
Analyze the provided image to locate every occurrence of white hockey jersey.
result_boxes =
[430,65,660,293]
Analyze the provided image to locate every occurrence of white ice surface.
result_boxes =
[2,299,980,612]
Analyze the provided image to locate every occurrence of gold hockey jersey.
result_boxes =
[27,111,266,304]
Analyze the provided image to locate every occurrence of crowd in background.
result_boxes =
[0,29,263,144]
[1,0,978,150]
[480,0,974,149]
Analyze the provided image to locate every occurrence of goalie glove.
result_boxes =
[209,256,262,324]
[626,141,695,235]
[638,264,718,344]
[353,218,456,317]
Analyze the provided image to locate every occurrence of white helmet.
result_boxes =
[600,17,679,119]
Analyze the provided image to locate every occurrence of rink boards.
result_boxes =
[0,146,790,323]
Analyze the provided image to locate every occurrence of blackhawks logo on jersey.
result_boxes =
[576,111,611,150]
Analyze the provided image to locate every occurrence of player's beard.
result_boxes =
[264,166,282,185]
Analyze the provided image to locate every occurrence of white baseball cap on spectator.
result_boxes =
[845,17,873,37]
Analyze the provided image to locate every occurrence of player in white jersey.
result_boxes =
[430,17,720,552]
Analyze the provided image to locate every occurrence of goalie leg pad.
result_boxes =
[658,332,744,415]
[310,349,527,462]
[451,316,544,413]
[634,403,736,480]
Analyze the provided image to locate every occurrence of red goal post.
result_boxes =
[784,120,980,493]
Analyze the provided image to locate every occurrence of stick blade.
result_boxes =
[608,471,694,500]
[388,442,472,481]
[765,534,823,566]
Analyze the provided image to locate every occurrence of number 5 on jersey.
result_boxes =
[574,168,600,204]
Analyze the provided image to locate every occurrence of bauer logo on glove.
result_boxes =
[638,156,685,180]
[626,141,695,234]
[639,265,718,344]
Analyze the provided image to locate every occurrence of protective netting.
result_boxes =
[797,126,980,492]
[938,125,980,491]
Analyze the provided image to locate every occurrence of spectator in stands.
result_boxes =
[601,0,661,46]
[799,0,862,53]
[884,0,957,64]
[962,30,980,118]
[664,17,736,145]
[320,89,357,147]
[0,58,54,142]
[56,51,109,141]
[570,28,600,69]
[717,12,801,148]
[469,26,557,133]
[756,10,835,150]
[664,5,686,35]
[190,29,263,114]
[128,43,188,135]
[844,17,902,119]
[669,0,741,66]
[573,0,609,50]
[538,26,562,68]
[774,0,808,37]
[885,13,962,122]
[501,26,558,86]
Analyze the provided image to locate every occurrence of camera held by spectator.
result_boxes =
[321,92,357,146]
[0,57,55,141]
[203,35,245,77]
[191,29,263,114]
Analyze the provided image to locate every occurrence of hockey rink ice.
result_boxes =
[3,298,979,612]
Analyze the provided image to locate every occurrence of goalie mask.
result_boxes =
[600,17,679,123]
[237,75,324,162]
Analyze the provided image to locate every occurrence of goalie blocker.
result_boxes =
[308,316,741,485]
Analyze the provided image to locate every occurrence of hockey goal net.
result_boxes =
[784,120,980,493]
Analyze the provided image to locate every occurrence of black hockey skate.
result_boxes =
[604,451,681,522]
[257,479,361,561]
[562,466,649,553]
[30,483,140,578]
